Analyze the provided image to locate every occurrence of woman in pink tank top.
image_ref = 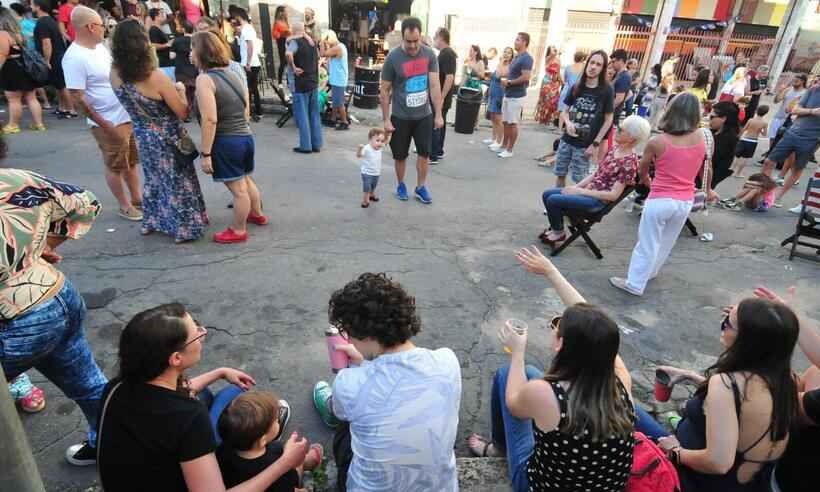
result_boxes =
[181,0,202,25]
[611,93,715,296]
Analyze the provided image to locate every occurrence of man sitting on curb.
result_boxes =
[313,272,461,491]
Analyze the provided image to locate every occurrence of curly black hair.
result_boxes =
[329,273,421,348]
[111,19,155,84]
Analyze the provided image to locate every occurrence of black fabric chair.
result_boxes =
[781,176,820,263]
[548,186,635,259]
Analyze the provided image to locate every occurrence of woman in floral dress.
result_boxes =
[110,20,207,242]
[535,46,562,126]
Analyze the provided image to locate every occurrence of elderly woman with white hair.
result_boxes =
[319,29,349,130]
[540,114,651,246]
[611,93,716,296]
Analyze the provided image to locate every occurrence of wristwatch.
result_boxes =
[667,447,681,466]
[592,141,601,147]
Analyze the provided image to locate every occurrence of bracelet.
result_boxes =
[202,153,212,158]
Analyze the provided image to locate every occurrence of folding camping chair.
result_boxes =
[781,176,820,263]
[549,186,635,259]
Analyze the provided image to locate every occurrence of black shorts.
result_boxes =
[734,139,758,158]
[389,114,433,160]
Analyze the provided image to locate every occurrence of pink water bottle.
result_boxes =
[325,326,350,373]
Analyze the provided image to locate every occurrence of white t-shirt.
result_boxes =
[239,23,261,68]
[721,79,746,98]
[360,144,381,176]
[332,347,461,492]
[62,43,130,127]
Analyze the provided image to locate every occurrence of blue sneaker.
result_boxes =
[396,182,409,201]
[415,186,432,204]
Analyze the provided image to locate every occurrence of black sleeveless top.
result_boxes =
[676,373,781,492]
[527,380,635,491]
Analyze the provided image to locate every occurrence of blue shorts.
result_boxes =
[767,129,819,171]
[362,173,379,192]
[488,94,502,114]
[212,134,255,182]
[331,85,346,108]
[554,139,591,183]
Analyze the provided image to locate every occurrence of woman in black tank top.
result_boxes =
[0,9,45,133]
[636,289,800,492]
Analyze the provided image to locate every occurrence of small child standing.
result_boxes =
[217,391,323,491]
[358,128,387,208]
[730,105,769,179]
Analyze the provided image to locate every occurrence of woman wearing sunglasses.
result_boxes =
[635,289,800,492]
[467,247,636,492]
[96,303,309,491]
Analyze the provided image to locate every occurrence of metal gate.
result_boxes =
[613,23,776,81]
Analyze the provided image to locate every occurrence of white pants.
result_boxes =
[626,198,693,294]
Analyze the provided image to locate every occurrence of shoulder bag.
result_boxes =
[691,127,714,214]
[124,84,199,168]
[209,69,248,109]
[96,381,123,491]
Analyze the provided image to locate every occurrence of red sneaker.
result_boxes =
[213,227,248,243]
[247,213,269,225]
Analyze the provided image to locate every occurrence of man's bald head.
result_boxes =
[71,5,99,29]
[291,21,305,35]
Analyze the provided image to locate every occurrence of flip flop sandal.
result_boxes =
[538,229,552,244]
[467,434,495,458]
[18,385,46,413]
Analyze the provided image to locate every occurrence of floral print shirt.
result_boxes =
[588,148,638,193]
[0,169,100,320]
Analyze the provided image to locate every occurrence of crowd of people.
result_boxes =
[2,3,820,492]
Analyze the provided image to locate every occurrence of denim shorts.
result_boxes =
[362,173,379,192]
[767,129,818,171]
[331,85,346,108]
[212,134,255,182]
[554,139,591,183]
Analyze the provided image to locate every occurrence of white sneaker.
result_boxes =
[498,150,514,158]
[488,142,502,152]
[789,205,803,215]
[482,138,494,144]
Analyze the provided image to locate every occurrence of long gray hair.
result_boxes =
[659,92,702,136]
[0,6,21,37]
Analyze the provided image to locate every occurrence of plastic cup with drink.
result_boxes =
[325,325,351,373]
[654,368,673,402]
[503,319,528,354]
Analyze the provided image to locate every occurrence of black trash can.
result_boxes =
[454,86,482,134]
[353,65,381,109]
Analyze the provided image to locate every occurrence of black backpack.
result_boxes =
[20,44,50,84]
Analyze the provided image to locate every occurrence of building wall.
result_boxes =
[623,0,788,25]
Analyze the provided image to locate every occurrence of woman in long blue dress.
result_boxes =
[109,20,208,242]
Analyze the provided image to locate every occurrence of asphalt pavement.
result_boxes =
[5,106,819,491]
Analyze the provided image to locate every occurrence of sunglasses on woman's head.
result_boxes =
[550,316,562,331]
[720,315,736,332]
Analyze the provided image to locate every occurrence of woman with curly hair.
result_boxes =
[110,19,208,243]
[312,272,462,492]
[534,46,561,127]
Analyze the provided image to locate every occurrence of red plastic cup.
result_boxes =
[654,369,672,402]
[325,326,350,373]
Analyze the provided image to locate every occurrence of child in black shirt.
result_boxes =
[217,391,323,491]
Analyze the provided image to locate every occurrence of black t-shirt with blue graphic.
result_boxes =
[561,84,615,149]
